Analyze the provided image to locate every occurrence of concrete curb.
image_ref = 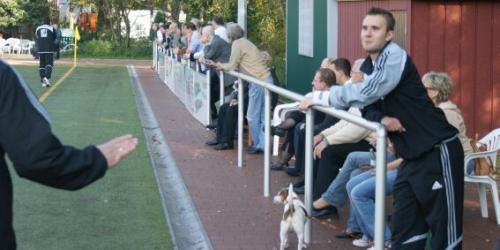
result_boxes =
[127,65,213,250]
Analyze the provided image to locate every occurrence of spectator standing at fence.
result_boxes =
[156,24,164,44]
[300,8,464,249]
[200,25,233,122]
[183,22,201,61]
[149,23,158,42]
[0,60,138,250]
[35,17,57,88]
[212,16,229,43]
[52,22,62,60]
[212,23,273,154]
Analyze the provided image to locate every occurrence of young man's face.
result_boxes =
[312,72,326,91]
[361,15,394,54]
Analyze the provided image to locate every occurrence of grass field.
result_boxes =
[9,64,172,249]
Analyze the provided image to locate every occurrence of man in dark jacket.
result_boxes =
[200,25,234,122]
[35,17,56,87]
[301,8,463,250]
[52,22,62,60]
[0,60,138,249]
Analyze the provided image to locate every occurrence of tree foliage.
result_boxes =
[180,0,286,83]
[19,0,54,27]
[0,0,25,28]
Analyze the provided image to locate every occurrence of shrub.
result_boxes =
[63,38,152,59]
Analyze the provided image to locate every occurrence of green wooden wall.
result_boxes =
[286,0,329,94]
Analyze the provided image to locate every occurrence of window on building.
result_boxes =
[391,10,407,49]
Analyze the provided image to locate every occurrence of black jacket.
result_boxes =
[359,46,457,159]
[35,24,56,53]
[0,60,107,249]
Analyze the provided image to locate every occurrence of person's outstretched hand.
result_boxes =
[97,134,139,169]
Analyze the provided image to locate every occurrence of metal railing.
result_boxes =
[152,43,388,250]
[221,70,388,250]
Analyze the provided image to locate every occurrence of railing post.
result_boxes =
[264,88,271,197]
[206,70,211,126]
[374,126,387,250]
[304,109,314,244]
[219,71,225,107]
[152,42,157,69]
[164,51,167,82]
[237,78,244,168]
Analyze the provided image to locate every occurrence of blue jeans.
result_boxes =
[321,151,396,208]
[347,169,398,242]
[246,75,273,149]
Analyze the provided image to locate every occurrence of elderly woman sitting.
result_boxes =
[422,72,473,172]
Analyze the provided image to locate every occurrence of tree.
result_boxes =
[0,0,25,28]
[20,0,54,27]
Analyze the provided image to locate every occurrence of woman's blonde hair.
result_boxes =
[422,71,454,103]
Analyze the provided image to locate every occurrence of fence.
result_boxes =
[152,43,388,250]
[153,43,211,126]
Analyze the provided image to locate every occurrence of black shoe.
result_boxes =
[312,205,339,219]
[294,185,304,194]
[214,142,233,150]
[271,126,286,137]
[271,162,287,171]
[205,139,219,146]
[293,180,304,188]
[206,124,216,130]
[247,146,263,154]
[286,165,301,177]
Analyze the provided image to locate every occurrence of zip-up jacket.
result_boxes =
[0,60,108,249]
[35,24,56,53]
[313,42,457,160]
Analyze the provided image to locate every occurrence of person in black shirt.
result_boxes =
[35,17,56,87]
[0,60,138,249]
[301,8,463,250]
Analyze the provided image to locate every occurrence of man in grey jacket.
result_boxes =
[200,26,234,122]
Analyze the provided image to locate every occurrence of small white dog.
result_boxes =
[273,183,308,250]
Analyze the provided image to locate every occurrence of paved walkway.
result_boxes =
[135,66,500,250]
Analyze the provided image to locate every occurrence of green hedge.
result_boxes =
[62,38,152,59]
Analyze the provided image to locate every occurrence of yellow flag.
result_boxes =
[74,27,80,41]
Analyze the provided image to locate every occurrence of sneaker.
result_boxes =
[352,235,372,248]
[43,77,51,87]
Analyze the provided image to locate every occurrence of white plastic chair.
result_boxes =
[464,128,500,225]
[271,102,300,156]
[6,38,21,54]
[20,40,32,54]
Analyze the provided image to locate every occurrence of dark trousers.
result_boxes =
[216,103,238,145]
[313,141,371,200]
[38,53,54,81]
[391,137,464,250]
[209,71,220,120]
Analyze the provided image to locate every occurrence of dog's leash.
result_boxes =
[307,215,346,233]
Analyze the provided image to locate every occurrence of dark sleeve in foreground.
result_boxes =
[361,100,384,122]
[0,62,107,190]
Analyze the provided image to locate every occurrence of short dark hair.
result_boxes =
[317,68,336,87]
[186,22,197,31]
[332,58,351,78]
[366,7,395,31]
[43,17,50,25]
[212,16,224,26]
